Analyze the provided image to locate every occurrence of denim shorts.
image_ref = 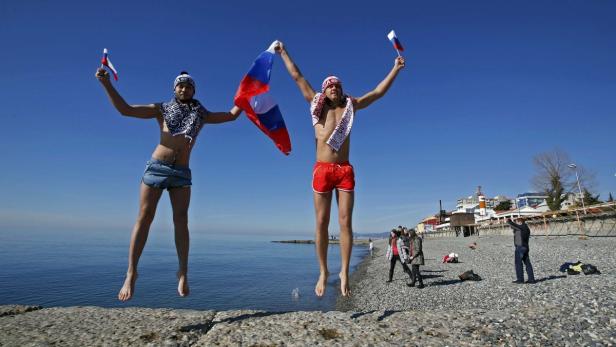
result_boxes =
[142,159,192,190]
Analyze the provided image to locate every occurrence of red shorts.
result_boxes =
[312,161,355,193]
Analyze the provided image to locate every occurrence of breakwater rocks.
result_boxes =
[2,235,615,346]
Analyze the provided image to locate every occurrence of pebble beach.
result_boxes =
[336,234,616,345]
[2,234,615,346]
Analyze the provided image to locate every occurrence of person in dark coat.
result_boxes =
[507,217,536,284]
[406,229,425,289]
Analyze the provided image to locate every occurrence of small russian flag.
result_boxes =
[387,30,404,52]
[101,48,119,81]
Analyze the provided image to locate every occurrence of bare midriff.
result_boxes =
[151,117,196,166]
[314,104,351,163]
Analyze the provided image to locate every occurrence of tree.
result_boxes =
[532,150,572,211]
[582,188,602,206]
[545,175,566,211]
[531,149,596,211]
[494,201,512,211]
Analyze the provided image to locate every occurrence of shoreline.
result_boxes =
[335,239,383,311]
[3,235,614,345]
[272,239,370,245]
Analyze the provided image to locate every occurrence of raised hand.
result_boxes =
[274,41,284,54]
[394,56,405,70]
[95,68,110,82]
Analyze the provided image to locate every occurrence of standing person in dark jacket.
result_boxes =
[507,218,536,284]
[406,229,425,289]
[386,229,412,283]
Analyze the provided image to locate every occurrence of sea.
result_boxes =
[0,228,368,312]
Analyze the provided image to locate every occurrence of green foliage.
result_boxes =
[582,188,602,206]
[494,200,512,211]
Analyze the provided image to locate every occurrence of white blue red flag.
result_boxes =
[101,48,119,81]
[387,30,404,52]
[234,41,291,155]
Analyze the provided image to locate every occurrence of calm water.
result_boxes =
[0,228,367,312]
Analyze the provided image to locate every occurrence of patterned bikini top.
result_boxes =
[310,92,355,152]
[160,98,209,142]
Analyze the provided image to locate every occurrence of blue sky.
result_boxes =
[1,0,615,236]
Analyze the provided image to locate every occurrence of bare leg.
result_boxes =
[169,186,191,297]
[336,190,354,296]
[119,183,163,301]
[314,191,333,297]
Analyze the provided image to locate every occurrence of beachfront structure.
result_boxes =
[427,189,550,235]
[515,192,548,209]
[455,188,513,223]
[475,195,550,225]
[430,213,476,237]
[561,192,581,210]
[416,215,440,234]
[456,192,511,214]
[491,203,550,223]
[450,213,477,236]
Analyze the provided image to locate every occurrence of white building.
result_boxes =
[515,192,548,209]
[455,188,512,223]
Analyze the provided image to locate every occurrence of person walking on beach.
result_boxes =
[386,229,413,283]
[507,217,536,284]
[369,238,374,257]
[406,229,425,289]
[276,42,405,296]
[95,68,242,301]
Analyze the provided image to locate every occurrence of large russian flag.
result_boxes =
[234,41,291,155]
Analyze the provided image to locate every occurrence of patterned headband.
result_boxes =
[174,73,195,90]
[321,76,341,92]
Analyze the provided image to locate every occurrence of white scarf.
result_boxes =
[310,92,354,152]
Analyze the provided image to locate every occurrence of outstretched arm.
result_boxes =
[354,56,405,111]
[95,68,160,119]
[275,41,316,102]
[204,106,243,124]
[507,219,522,232]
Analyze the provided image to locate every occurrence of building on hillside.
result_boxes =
[561,192,581,210]
[540,192,591,211]
[516,192,548,209]
[455,187,513,224]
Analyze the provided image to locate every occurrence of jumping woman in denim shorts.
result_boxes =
[96,68,242,301]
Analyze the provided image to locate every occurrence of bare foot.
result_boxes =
[314,271,329,297]
[177,271,190,297]
[339,272,351,297]
[118,272,137,302]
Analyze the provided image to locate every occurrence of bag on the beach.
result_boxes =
[459,270,482,281]
[569,262,584,275]
[562,261,584,275]
[581,264,600,275]
[559,262,576,273]
[567,268,580,275]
